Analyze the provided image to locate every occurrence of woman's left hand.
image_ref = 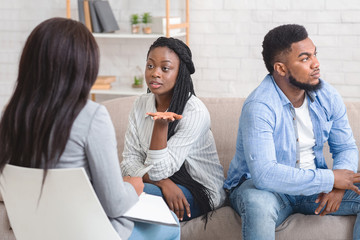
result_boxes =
[159,178,191,221]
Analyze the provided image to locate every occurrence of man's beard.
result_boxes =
[288,73,322,92]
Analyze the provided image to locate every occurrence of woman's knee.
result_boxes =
[143,183,162,196]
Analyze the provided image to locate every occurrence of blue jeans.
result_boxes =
[128,211,180,240]
[229,179,360,240]
[143,183,202,221]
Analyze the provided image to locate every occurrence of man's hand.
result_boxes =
[123,176,144,196]
[159,178,191,221]
[147,112,183,122]
[315,188,345,216]
[333,169,360,194]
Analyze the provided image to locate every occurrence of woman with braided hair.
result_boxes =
[122,37,226,224]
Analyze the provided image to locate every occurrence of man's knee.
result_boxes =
[230,180,281,218]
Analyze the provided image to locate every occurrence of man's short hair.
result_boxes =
[262,24,308,74]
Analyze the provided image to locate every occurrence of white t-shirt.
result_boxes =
[295,96,316,170]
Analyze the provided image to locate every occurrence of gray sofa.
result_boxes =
[0,96,359,240]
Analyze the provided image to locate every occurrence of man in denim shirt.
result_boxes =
[224,24,360,240]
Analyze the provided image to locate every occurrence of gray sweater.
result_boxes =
[56,100,138,240]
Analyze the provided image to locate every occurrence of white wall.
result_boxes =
[1,0,360,111]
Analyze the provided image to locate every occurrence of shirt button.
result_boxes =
[293,117,295,120]
[296,138,299,142]
[296,160,300,164]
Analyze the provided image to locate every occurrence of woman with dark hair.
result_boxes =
[122,37,226,223]
[0,18,179,240]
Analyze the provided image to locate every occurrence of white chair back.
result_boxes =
[0,164,121,240]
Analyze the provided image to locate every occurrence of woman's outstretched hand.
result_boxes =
[147,112,182,122]
[147,112,181,150]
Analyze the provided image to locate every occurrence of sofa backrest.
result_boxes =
[102,96,360,177]
[102,96,137,162]
[199,98,243,177]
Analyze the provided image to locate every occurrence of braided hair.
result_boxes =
[147,37,214,225]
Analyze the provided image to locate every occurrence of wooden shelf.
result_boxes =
[90,84,147,96]
[90,84,147,101]
[93,32,186,39]
[67,0,190,101]
[66,0,189,45]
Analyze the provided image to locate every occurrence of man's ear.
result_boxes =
[273,62,287,77]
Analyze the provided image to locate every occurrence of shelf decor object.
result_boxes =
[93,1,120,33]
[130,14,140,34]
[141,12,152,34]
[132,66,144,88]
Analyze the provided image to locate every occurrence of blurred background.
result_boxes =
[1,0,360,111]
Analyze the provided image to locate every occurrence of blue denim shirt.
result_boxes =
[224,75,358,195]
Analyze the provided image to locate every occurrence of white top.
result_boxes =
[121,93,226,208]
[295,96,317,170]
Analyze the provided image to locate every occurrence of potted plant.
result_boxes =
[130,14,140,34]
[142,12,152,34]
[132,66,144,88]
[132,75,143,88]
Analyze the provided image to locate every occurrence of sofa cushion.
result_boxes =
[180,206,242,240]
[275,213,355,240]
[180,206,356,240]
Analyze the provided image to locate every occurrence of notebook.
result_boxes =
[123,193,178,226]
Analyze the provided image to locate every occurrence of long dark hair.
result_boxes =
[0,18,99,183]
[147,37,214,225]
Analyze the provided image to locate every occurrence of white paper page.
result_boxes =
[123,193,178,226]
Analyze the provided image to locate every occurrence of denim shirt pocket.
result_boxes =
[322,120,333,140]
[311,104,333,143]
